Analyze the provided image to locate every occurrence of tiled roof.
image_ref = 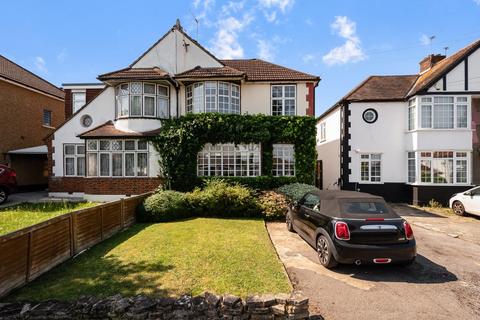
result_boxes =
[78,121,160,138]
[407,39,480,96]
[344,75,419,101]
[97,67,169,81]
[175,66,244,78]
[0,55,64,99]
[221,59,320,82]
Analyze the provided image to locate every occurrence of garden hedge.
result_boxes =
[151,113,317,191]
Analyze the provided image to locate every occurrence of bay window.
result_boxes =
[273,144,295,177]
[272,85,296,115]
[115,82,169,119]
[412,151,469,184]
[408,98,416,131]
[86,139,149,177]
[197,143,260,177]
[360,154,381,182]
[64,144,85,176]
[419,96,469,129]
[407,152,416,183]
[186,81,240,114]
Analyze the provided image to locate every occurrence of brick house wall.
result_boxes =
[49,177,162,195]
[0,80,64,163]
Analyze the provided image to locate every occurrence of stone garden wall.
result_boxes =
[0,292,310,319]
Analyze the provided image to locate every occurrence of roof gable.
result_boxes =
[129,23,223,74]
[344,75,418,102]
[0,55,64,99]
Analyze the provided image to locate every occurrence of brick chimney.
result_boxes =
[419,54,446,73]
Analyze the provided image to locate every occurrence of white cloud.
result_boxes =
[259,0,294,23]
[34,56,48,73]
[221,1,244,14]
[420,34,435,46]
[302,53,315,63]
[57,48,67,63]
[210,13,254,59]
[474,0,480,5]
[322,16,366,66]
[305,18,313,26]
[257,39,274,60]
[192,0,215,27]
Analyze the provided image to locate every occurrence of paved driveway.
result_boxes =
[0,191,48,209]
[267,206,480,320]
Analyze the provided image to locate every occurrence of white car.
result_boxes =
[449,186,480,216]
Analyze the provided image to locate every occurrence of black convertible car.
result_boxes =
[286,190,416,268]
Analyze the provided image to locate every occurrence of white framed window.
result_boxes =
[86,139,149,177]
[319,122,326,142]
[360,153,381,183]
[115,82,169,119]
[419,151,469,184]
[197,143,260,177]
[407,152,416,183]
[186,81,240,114]
[408,98,416,131]
[72,91,86,113]
[273,144,295,177]
[43,109,52,126]
[419,96,468,129]
[64,144,85,176]
[272,85,296,116]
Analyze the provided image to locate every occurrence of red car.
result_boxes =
[0,164,17,204]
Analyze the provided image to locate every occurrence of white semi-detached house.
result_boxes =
[316,39,480,205]
[47,21,319,201]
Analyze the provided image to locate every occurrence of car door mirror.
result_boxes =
[292,201,300,210]
[464,192,471,196]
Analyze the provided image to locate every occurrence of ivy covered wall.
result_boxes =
[150,113,317,191]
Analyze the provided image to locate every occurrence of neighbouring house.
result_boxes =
[47,20,319,201]
[0,55,65,190]
[62,83,105,118]
[317,39,480,205]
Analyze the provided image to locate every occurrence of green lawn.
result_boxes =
[0,202,97,236]
[8,218,291,300]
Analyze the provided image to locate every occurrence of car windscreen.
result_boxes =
[341,201,389,214]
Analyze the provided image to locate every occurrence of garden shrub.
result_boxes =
[199,176,298,191]
[258,191,289,221]
[277,183,320,202]
[137,190,191,222]
[187,179,260,218]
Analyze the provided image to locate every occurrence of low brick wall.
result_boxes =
[49,177,162,195]
[0,292,310,319]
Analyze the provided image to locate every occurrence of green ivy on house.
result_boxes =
[150,113,317,191]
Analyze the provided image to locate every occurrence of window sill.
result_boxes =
[42,125,56,130]
[406,128,471,133]
[407,182,473,186]
[358,181,383,185]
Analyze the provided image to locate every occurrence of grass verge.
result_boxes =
[7,218,291,300]
[0,202,97,236]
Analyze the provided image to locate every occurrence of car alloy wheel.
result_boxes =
[317,236,330,265]
[452,201,465,216]
[0,189,6,204]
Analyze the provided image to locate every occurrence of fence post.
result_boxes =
[100,206,104,241]
[120,198,125,229]
[25,232,32,282]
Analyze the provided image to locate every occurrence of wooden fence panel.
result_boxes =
[28,217,72,281]
[102,201,122,239]
[74,207,102,253]
[0,192,151,298]
[0,234,29,297]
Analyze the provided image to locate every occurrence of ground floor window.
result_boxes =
[407,152,416,183]
[86,139,148,177]
[273,144,295,176]
[197,143,260,177]
[64,144,85,176]
[417,151,468,184]
[360,153,381,182]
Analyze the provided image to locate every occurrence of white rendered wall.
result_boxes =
[316,108,341,189]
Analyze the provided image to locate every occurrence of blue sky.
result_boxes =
[1,0,480,115]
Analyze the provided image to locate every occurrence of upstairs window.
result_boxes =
[72,91,86,113]
[419,96,468,129]
[319,122,326,142]
[43,109,52,126]
[272,85,296,115]
[186,81,240,114]
[115,82,169,119]
[408,98,416,131]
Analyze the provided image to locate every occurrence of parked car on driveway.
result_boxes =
[0,164,17,204]
[449,186,480,217]
[286,190,416,268]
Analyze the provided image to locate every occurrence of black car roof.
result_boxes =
[308,190,385,201]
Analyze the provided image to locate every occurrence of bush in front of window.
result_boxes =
[258,191,289,221]
[276,183,320,202]
[137,190,191,222]
[151,113,317,191]
[198,176,298,190]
